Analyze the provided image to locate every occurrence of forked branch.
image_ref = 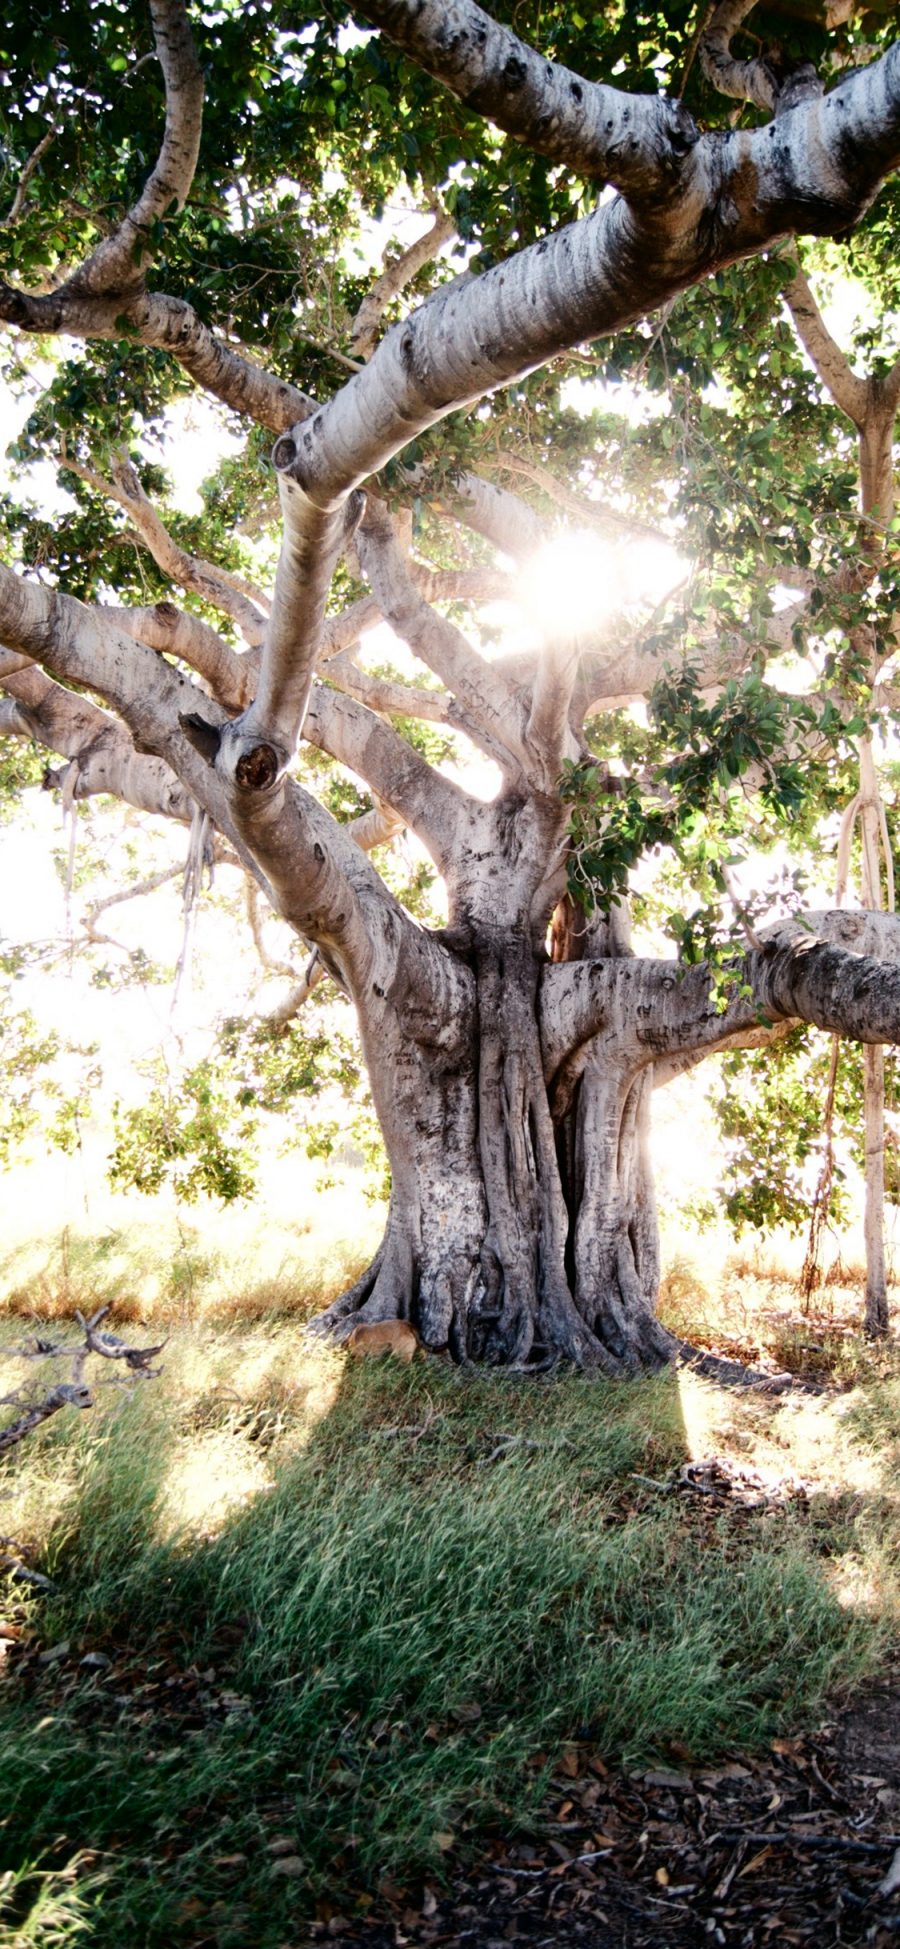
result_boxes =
[0,1307,165,1456]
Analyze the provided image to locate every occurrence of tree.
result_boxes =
[4,0,900,1370]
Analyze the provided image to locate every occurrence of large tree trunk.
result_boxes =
[315,911,670,1374]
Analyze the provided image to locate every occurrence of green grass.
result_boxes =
[2,1335,897,1947]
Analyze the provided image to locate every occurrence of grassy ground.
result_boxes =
[2,1192,900,1945]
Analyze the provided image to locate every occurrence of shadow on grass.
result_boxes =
[0,1352,890,1948]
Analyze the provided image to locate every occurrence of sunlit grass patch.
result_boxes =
[0,1855,103,1946]
[0,1149,382,1326]
[657,1212,900,1387]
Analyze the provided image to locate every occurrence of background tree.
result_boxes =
[4,0,900,1368]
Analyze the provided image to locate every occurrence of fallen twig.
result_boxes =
[720,1828,900,1854]
[478,1432,576,1467]
[1,1306,165,1456]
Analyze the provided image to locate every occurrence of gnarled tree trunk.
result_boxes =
[317,913,665,1373]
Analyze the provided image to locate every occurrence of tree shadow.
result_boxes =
[0,1345,893,1947]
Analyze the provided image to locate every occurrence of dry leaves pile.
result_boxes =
[304,1682,900,1948]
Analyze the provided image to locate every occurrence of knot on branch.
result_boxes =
[50,1382,94,1411]
[235,742,280,791]
[774,61,824,116]
[207,718,290,794]
[272,432,297,472]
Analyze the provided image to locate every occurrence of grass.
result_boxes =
[0,1148,382,1327]
[3,1297,900,1947]
[657,1217,900,1385]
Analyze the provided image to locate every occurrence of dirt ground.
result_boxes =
[304,1677,900,1947]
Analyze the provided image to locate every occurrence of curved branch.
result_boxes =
[4,0,203,311]
[0,286,315,435]
[350,209,456,360]
[782,255,870,426]
[355,500,527,770]
[1,123,59,229]
[76,0,203,296]
[356,0,700,194]
[106,600,253,712]
[699,1,778,112]
[65,450,269,645]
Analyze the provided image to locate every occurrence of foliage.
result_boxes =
[0,998,62,1170]
[703,1029,850,1236]
[0,737,45,820]
[699,1031,900,1236]
[561,662,841,971]
[105,1003,391,1208]
[0,976,99,1172]
[221,1003,390,1201]
[108,1059,257,1206]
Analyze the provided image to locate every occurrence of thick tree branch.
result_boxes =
[274,46,900,520]
[248,795,406,1022]
[524,636,582,785]
[0,565,448,987]
[541,907,900,1083]
[0,604,445,997]
[217,762,463,1023]
[203,481,366,789]
[0,561,272,877]
[355,0,700,194]
[0,287,314,435]
[130,293,314,428]
[106,601,253,712]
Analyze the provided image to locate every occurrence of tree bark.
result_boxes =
[311,896,900,1369]
[315,922,620,1369]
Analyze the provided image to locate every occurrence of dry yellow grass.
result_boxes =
[0,1146,383,1327]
